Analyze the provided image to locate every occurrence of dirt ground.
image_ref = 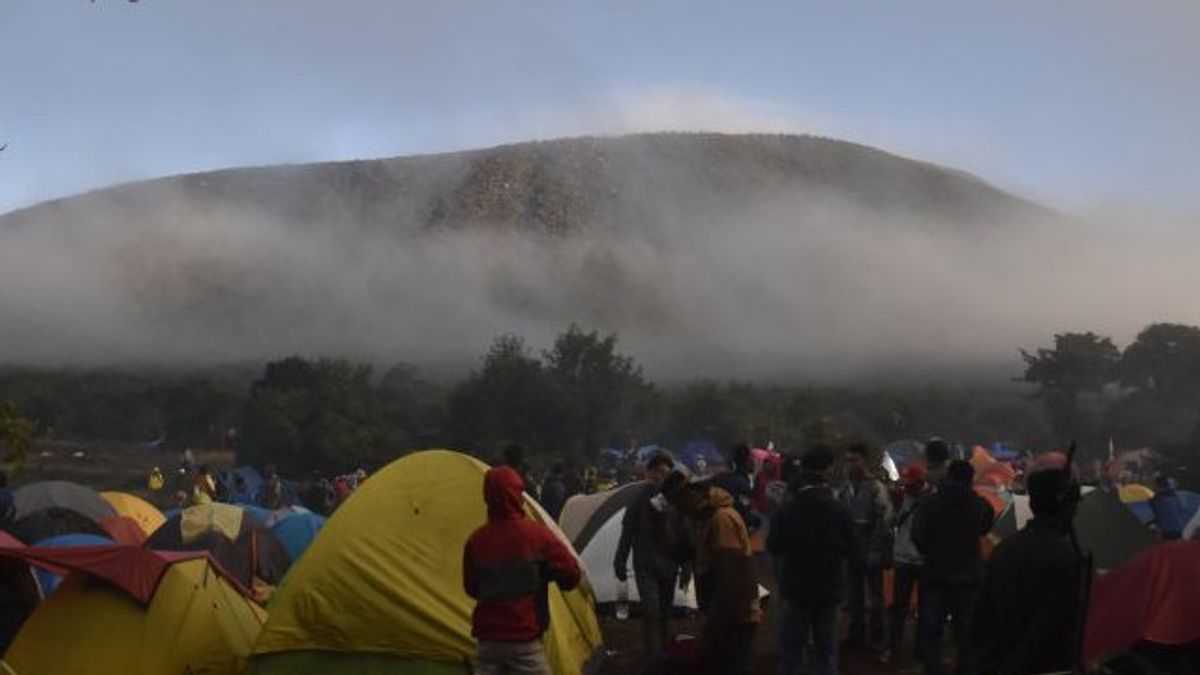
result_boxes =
[596,556,924,675]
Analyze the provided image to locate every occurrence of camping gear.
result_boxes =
[1,546,265,675]
[99,491,166,536]
[1084,541,1200,665]
[269,511,325,562]
[990,490,1152,572]
[145,503,291,587]
[8,507,109,544]
[679,440,722,475]
[100,516,148,546]
[1119,484,1156,504]
[29,533,113,595]
[559,483,696,609]
[249,449,603,675]
[13,481,115,524]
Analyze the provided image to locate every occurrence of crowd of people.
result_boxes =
[461,438,1101,675]
[147,452,369,517]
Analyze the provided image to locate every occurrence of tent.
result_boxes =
[99,491,166,536]
[249,449,603,675]
[8,506,109,544]
[1084,541,1200,665]
[990,489,1151,571]
[679,440,722,475]
[1,547,266,675]
[1119,484,1155,503]
[101,516,148,546]
[13,481,115,523]
[559,483,695,609]
[145,503,291,588]
[30,533,113,595]
[270,511,326,563]
[884,440,925,469]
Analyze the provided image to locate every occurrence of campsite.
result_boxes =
[4,2,1200,674]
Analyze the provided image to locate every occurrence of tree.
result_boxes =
[1118,323,1200,400]
[0,395,34,470]
[1020,332,1119,445]
[240,357,385,473]
[446,335,565,459]
[543,325,650,458]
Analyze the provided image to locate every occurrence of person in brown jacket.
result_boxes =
[666,473,762,675]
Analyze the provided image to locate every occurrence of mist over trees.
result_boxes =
[0,321,1197,483]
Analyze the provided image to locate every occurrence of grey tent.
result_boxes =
[13,481,115,523]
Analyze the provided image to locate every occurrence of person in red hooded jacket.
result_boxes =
[463,465,582,675]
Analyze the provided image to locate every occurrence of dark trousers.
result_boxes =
[849,562,887,647]
[705,622,756,675]
[778,598,838,675]
[919,584,979,675]
[635,571,676,663]
[889,564,921,654]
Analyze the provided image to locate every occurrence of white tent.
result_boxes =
[560,484,696,609]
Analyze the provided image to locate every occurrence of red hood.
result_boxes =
[484,466,526,521]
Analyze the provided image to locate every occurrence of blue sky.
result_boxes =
[1,1,1197,215]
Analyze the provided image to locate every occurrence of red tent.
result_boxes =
[1084,540,1200,663]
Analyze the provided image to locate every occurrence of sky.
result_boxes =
[1,1,1198,217]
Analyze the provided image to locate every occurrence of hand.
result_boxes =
[614,566,628,583]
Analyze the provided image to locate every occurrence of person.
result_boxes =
[229,473,253,504]
[713,444,760,533]
[885,462,931,664]
[912,460,995,675]
[1151,475,1186,540]
[841,442,893,653]
[614,452,686,667]
[258,465,284,509]
[463,466,581,675]
[539,464,568,521]
[973,465,1085,675]
[302,472,334,515]
[924,439,951,488]
[0,471,14,527]
[666,473,762,675]
[191,465,217,506]
[147,466,165,493]
[768,445,860,675]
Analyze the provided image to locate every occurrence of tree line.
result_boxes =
[1,322,1197,481]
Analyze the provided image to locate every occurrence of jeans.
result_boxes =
[918,585,979,675]
[889,564,921,655]
[849,562,887,647]
[778,599,838,675]
[635,571,677,662]
[474,640,552,675]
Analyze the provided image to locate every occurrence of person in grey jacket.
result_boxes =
[614,452,686,665]
[884,462,931,664]
[841,442,894,653]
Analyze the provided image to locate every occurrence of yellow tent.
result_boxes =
[100,491,167,536]
[1119,484,1156,503]
[250,450,603,675]
[3,557,266,675]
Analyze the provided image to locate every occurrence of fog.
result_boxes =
[1,153,1197,383]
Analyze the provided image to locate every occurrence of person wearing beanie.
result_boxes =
[973,467,1084,675]
[912,459,995,675]
[768,445,861,675]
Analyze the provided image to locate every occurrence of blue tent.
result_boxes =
[222,466,265,505]
[30,533,112,595]
[679,440,723,474]
[1126,500,1155,525]
[270,512,326,562]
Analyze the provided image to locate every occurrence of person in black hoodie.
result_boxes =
[912,460,995,675]
[973,466,1084,675]
[768,445,861,675]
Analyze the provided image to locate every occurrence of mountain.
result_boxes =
[0,132,1046,236]
[0,132,1058,376]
